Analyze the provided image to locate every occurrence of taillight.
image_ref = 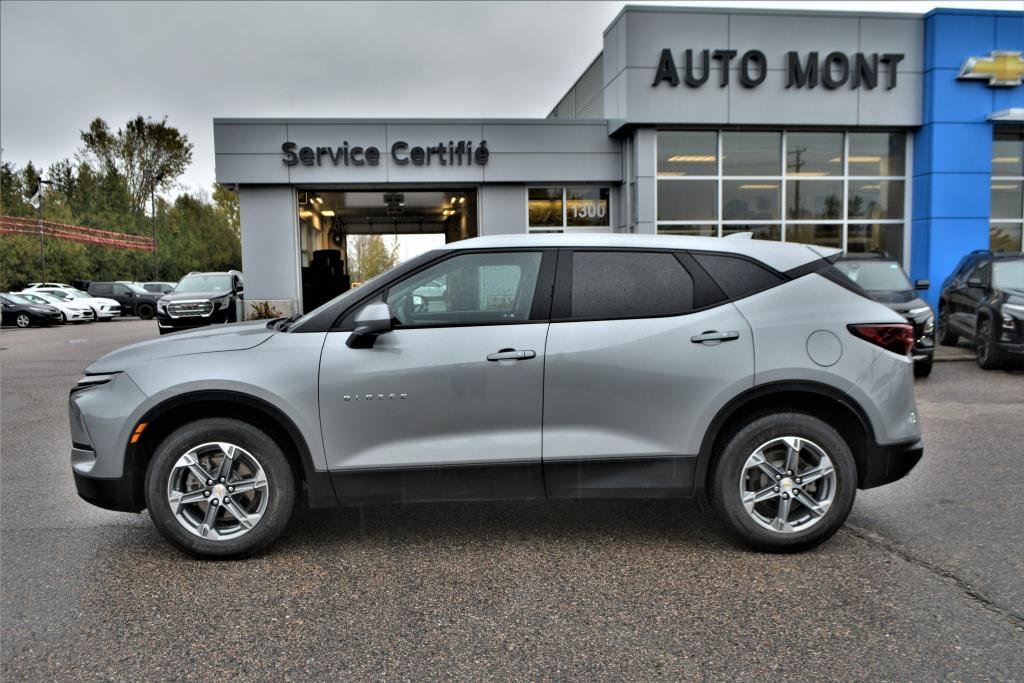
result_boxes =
[847,323,914,355]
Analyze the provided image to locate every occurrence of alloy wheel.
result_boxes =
[739,436,837,534]
[16,313,30,328]
[166,442,269,541]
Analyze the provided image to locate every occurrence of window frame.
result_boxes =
[527,186,613,232]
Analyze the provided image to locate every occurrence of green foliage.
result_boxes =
[347,234,400,283]
[1,116,239,291]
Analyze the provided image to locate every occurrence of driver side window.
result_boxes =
[384,251,543,327]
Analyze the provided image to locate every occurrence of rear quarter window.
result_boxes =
[691,253,785,300]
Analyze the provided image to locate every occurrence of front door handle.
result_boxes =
[690,330,740,344]
[487,348,536,361]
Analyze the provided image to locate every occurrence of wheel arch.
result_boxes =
[696,381,878,492]
[128,390,335,509]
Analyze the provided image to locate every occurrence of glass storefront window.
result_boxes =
[786,224,843,249]
[658,131,718,176]
[722,181,780,220]
[992,126,1024,177]
[656,130,907,262]
[528,188,563,228]
[565,187,610,227]
[848,132,906,176]
[786,132,844,176]
[991,181,1023,221]
[990,223,1023,252]
[723,132,781,176]
[847,224,904,258]
[722,224,781,241]
[786,180,842,219]
[848,180,905,219]
[657,179,717,221]
[657,224,717,237]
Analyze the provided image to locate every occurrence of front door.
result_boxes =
[318,249,554,503]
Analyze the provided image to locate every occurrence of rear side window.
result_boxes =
[92,283,112,296]
[692,253,784,300]
[570,251,693,319]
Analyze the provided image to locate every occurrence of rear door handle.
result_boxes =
[690,330,740,344]
[487,348,536,361]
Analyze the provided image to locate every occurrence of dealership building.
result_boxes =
[213,5,1023,314]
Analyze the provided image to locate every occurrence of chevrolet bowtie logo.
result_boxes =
[958,51,1024,87]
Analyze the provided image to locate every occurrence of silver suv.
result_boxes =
[70,235,923,558]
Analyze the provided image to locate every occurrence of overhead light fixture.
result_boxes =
[859,184,881,190]
[313,196,324,205]
[321,210,335,216]
[738,184,779,190]
[991,184,1020,190]
[459,196,465,204]
[667,155,716,162]
[835,156,883,163]
[993,156,1021,163]
[787,172,830,177]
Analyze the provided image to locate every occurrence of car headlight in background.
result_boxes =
[907,306,931,316]
[923,316,935,335]
[1003,303,1024,315]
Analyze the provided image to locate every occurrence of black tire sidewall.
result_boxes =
[144,418,296,559]
[937,305,958,346]
[976,316,1000,370]
[914,359,933,377]
[711,412,857,552]
[136,303,155,320]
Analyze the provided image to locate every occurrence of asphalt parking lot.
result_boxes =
[2,319,1022,680]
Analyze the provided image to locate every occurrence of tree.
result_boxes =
[78,115,193,214]
[212,184,239,238]
[347,234,399,283]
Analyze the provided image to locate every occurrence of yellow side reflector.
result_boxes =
[130,422,148,444]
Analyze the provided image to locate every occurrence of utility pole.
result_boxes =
[30,177,51,281]
[144,170,164,280]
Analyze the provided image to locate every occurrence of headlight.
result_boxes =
[907,306,931,316]
[923,316,935,334]
[157,300,167,311]
[1003,303,1024,315]
[71,373,119,394]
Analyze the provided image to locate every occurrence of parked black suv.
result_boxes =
[87,281,162,320]
[835,253,935,377]
[939,250,1024,370]
[156,270,243,335]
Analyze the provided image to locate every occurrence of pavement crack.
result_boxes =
[844,523,1024,631]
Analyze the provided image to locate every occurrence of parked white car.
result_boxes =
[31,288,121,320]
[18,291,95,323]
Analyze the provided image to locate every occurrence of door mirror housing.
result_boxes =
[346,303,393,348]
[914,279,930,291]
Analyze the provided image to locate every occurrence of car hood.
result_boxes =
[160,290,232,302]
[87,321,275,373]
[884,296,932,316]
[77,296,119,307]
[864,288,917,305]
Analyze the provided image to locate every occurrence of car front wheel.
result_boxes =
[937,304,958,346]
[144,418,296,559]
[15,313,31,328]
[711,412,857,552]
[135,302,155,320]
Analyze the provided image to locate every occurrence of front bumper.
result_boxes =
[156,306,230,330]
[73,453,144,512]
[859,438,924,489]
[93,306,120,319]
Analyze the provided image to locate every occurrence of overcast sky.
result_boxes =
[1,0,1019,196]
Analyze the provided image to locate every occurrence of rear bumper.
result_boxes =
[859,438,924,489]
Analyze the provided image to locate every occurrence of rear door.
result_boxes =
[542,249,754,498]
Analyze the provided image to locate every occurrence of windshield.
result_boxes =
[993,259,1024,289]
[23,292,60,304]
[175,275,232,293]
[123,282,149,294]
[56,290,89,299]
[834,260,912,292]
[5,293,33,305]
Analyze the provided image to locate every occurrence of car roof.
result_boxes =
[440,234,837,272]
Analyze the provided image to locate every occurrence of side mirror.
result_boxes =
[346,303,393,348]
[914,279,930,291]
[967,277,984,288]
[234,284,243,294]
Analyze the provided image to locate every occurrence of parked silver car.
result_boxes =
[70,234,923,558]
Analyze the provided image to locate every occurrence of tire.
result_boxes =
[710,412,857,553]
[937,304,958,346]
[60,312,68,324]
[913,359,933,378]
[15,313,31,328]
[975,315,1002,370]
[144,418,296,559]
[136,302,155,320]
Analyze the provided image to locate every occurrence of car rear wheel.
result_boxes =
[15,313,31,328]
[711,412,857,552]
[975,315,1002,370]
[913,359,933,378]
[144,418,296,559]
[136,302,155,320]
[937,304,958,346]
